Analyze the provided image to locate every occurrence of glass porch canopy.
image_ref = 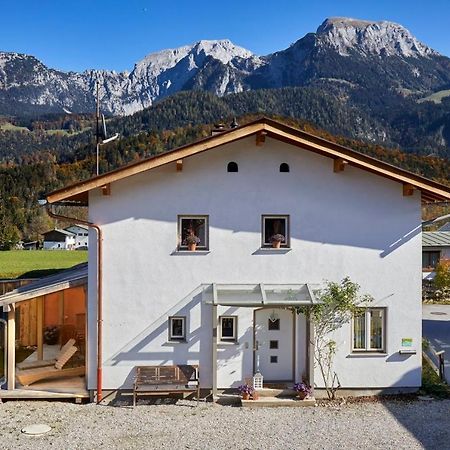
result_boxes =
[202,283,321,306]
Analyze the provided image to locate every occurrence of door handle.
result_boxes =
[254,340,259,351]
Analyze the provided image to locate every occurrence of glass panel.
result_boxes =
[171,318,184,339]
[353,312,366,349]
[370,310,384,350]
[263,217,287,246]
[221,317,235,339]
[180,217,207,248]
[270,340,278,349]
[270,355,278,363]
[268,318,280,330]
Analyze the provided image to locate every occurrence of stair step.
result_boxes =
[241,396,316,408]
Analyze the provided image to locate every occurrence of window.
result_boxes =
[178,216,209,250]
[219,316,237,342]
[227,161,238,172]
[353,308,385,352]
[168,316,186,341]
[279,163,290,172]
[270,356,278,363]
[422,251,440,269]
[270,340,278,349]
[84,233,88,236]
[262,215,289,248]
[268,318,280,330]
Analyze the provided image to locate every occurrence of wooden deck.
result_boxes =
[0,376,89,399]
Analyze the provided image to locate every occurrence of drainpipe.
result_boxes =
[422,213,450,228]
[45,204,104,403]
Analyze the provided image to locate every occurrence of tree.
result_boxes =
[296,277,373,400]
[434,259,450,302]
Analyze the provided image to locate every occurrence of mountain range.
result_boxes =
[1,17,450,155]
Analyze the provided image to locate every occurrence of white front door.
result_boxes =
[254,308,294,381]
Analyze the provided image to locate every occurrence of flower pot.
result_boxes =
[252,391,260,401]
[188,243,197,251]
[297,391,307,400]
[242,393,250,400]
[272,241,281,249]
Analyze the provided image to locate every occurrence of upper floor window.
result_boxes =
[353,308,386,352]
[178,216,209,251]
[227,162,238,172]
[262,215,290,248]
[279,163,290,172]
[422,251,440,270]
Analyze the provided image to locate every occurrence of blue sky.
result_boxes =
[1,0,449,72]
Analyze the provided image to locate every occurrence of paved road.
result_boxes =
[422,304,450,384]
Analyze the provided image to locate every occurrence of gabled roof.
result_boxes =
[46,117,450,205]
[423,231,450,248]
[42,228,76,237]
[0,263,87,306]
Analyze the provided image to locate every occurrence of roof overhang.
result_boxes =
[202,283,321,307]
[46,117,450,206]
[0,264,88,307]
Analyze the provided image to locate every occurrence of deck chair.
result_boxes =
[16,339,76,370]
[16,345,84,386]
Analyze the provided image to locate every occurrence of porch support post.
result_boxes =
[211,304,218,400]
[7,304,16,390]
[37,296,44,361]
[307,310,315,394]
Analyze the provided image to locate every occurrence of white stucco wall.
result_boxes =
[87,136,422,391]
[43,236,75,250]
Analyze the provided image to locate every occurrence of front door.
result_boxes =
[254,308,294,381]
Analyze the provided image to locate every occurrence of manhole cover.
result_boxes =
[430,312,447,315]
[21,424,51,435]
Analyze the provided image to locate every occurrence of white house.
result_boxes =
[42,229,76,250]
[44,118,450,400]
[65,224,89,249]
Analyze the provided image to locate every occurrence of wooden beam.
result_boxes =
[7,304,16,390]
[101,184,111,196]
[333,158,347,173]
[255,131,267,147]
[403,183,414,196]
[37,296,44,361]
[176,159,183,172]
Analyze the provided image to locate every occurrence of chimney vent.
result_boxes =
[211,123,227,136]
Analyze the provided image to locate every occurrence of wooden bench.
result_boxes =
[133,365,200,407]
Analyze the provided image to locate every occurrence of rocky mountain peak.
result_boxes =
[316,17,439,58]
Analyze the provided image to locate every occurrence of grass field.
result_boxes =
[0,250,88,279]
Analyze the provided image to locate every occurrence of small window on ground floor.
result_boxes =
[178,216,209,250]
[353,308,386,352]
[168,316,186,341]
[219,316,237,342]
[262,215,289,248]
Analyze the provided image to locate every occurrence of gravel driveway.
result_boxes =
[0,399,449,449]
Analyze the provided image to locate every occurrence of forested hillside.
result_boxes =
[1,112,449,249]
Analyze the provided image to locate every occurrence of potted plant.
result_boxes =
[183,234,201,251]
[238,384,254,400]
[293,382,312,400]
[270,234,285,249]
[44,326,59,345]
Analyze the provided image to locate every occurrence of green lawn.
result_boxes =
[0,250,88,279]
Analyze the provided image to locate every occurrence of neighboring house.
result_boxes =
[33,118,450,400]
[422,231,450,281]
[65,225,89,249]
[42,229,75,250]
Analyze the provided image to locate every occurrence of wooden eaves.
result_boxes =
[46,117,450,205]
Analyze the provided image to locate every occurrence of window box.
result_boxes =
[261,215,290,248]
[352,308,386,352]
[219,316,237,343]
[168,316,186,341]
[178,216,209,251]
